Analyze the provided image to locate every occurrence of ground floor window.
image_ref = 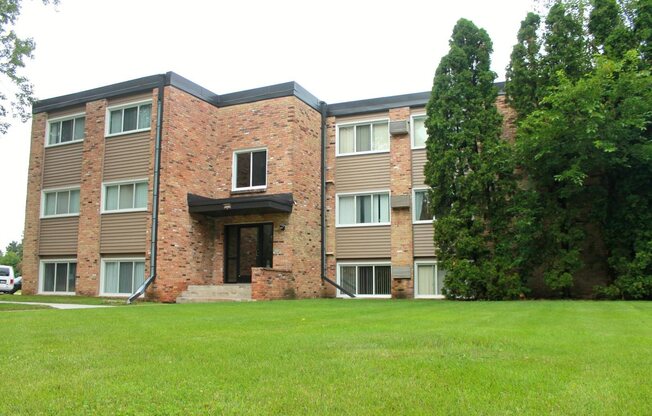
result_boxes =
[41,260,76,294]
[102,259,145,296]
[415,261,446,298]
[338,263,391,297]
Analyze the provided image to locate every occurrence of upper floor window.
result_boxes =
[413,189,434,223]
[107,101,152,136]
[47,114,85,146]
[337,120,389,156]
[42,188,80,217]
[337,192,390,226]
[412,115,427,148]
[233,148,267,191]
[103,180,148,213]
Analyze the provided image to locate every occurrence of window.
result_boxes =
[103,181,148,212]
[102,259,145,295]
[107,102,152,135]
[413,189,434,223]
[41,261,76,294]
[337,192,390,226]
[415,262,446,298]
[42,188,80,217]
[47,114,85,146]
[337,121,389,155]
[233,149,267,190]
[412,115,427,148]
[338,264,391,297]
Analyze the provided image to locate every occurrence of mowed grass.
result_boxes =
[0,302,52,311]
[2,293,128,305]
[1,300,650,415]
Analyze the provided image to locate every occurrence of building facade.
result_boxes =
[22,72,512,302]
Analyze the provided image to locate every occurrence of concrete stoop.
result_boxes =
[176,284,253,303]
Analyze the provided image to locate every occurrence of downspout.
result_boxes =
[128,75,165,304]
[319,101,355,298]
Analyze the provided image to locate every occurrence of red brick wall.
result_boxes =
[21,114,47,294]
[323,116,338,297]
[251,267,296,300]
[389,107,414,298]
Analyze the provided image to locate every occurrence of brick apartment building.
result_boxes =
[22,72,513,302]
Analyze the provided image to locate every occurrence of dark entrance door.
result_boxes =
[224,223,273,283]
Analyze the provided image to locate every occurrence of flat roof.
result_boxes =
[33,72,506,117]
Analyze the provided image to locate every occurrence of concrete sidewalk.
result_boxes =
[0,301,113,310]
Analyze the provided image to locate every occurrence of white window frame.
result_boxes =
[414,260,446,299]
[336,262,392,298]
[231,147,268,192]
[100,257,146,297]
[45,112,86,148]
[39,259,77,295]
[40,186,81,219]
[335,118,390,157]
[410,112,427,150]
[101,178,149,214]
[105,100,153,137]
[336,190,391,228]
[412,187,435,224]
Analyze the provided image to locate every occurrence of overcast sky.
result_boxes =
[0,0,537,251]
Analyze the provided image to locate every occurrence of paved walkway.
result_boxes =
[0,301,113,309]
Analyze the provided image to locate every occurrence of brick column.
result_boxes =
[323,116,338,297]
[389,107,414,298]
[76,99,106,296]
[22,114,47,294]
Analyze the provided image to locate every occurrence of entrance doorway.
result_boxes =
[224,223,273,283]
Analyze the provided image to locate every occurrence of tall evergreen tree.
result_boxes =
[542,1,591,85]
[506,12,543,119]
[425,19,523,300]
[589,0,636,58]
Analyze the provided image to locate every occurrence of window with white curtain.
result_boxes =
[338,264,391,297]
[103,181,148,212]
[415,262,446,298]
[42,188,80,217]
[107,102,152,135]
[412,115,427,148]
[337,121,389,155]
[337,192,390,226]
[102,259,145,295]
[48,115,85,146]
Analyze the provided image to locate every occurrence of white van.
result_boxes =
[0,265,16,293]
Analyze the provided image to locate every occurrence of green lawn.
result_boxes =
[2,300,650,415]
[0,302,52,311]
[1,293,128,305]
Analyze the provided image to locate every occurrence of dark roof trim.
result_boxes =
[327,91,431,117]
[187,192,294,217]
[33,71,506,116]
[33,74,166,114]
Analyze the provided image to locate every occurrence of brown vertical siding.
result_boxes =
[335,226,391,258]
[412,149,427,187]
[39,217,79,255]
[103,133,151,181]
[42,142,83,188]
[100,212,148,253]
[335,153,390,193]
[413,223,436,257]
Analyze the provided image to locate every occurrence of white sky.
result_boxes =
[0,0,536,250]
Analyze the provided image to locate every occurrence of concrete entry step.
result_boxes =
[176,284,253,303]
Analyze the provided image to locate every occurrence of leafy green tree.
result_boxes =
[0,240,23,274]
[633,0,652,64]
[0,0,57,134]
[505,12,543,119]
[425,18,524,300]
